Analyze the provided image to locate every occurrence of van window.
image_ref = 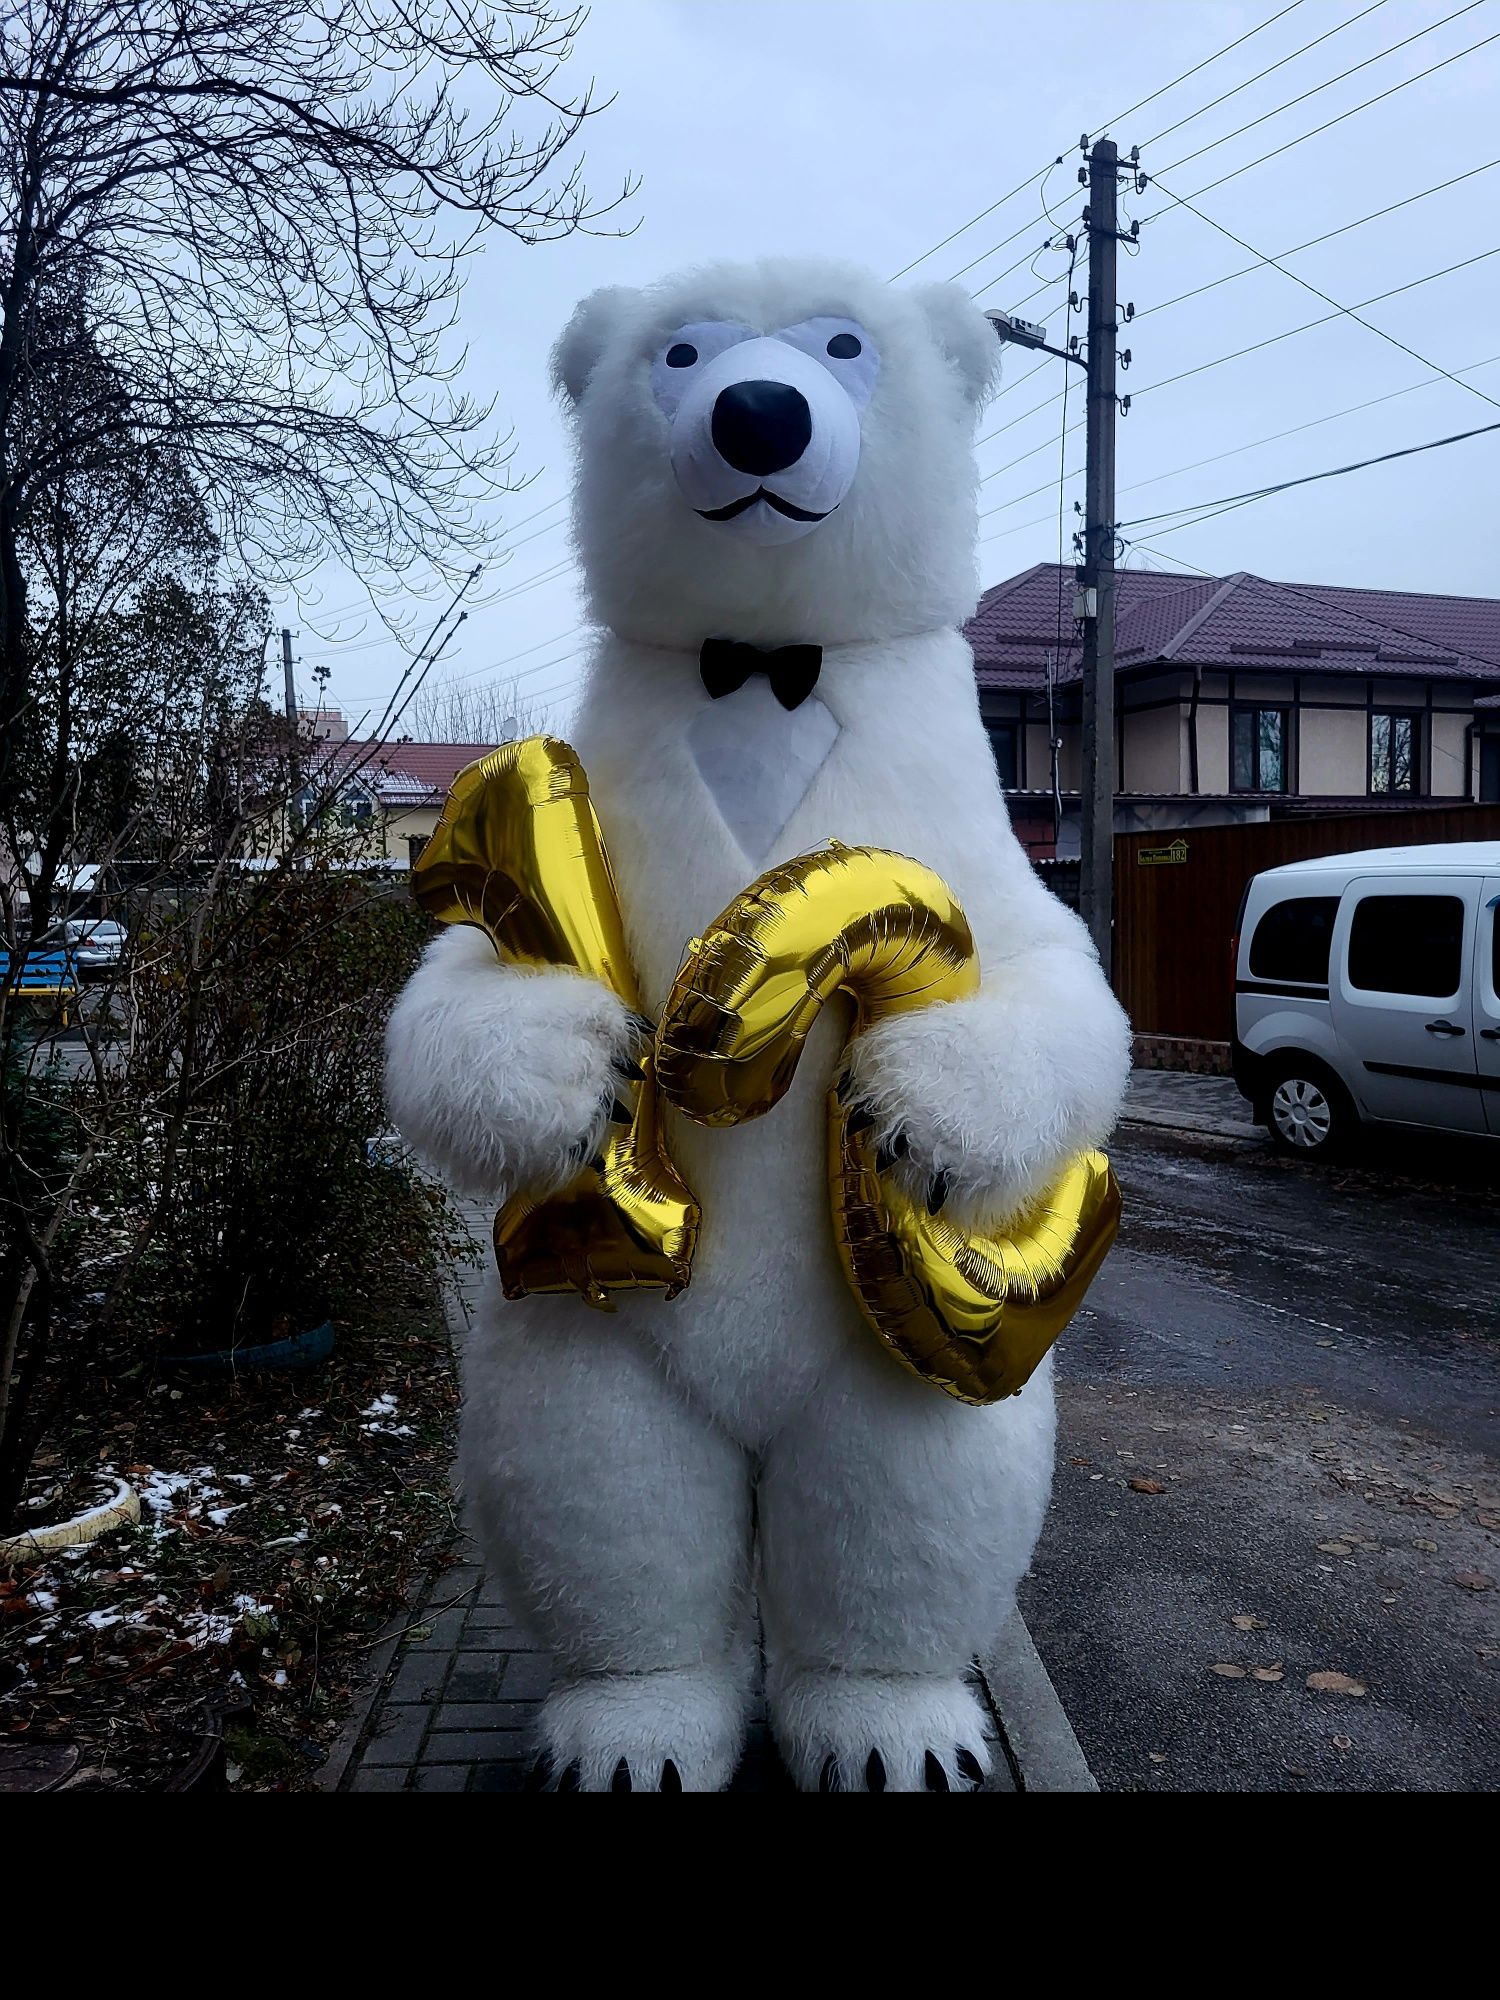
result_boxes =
[1347,894,1464,998]
[1249,896,1338,983]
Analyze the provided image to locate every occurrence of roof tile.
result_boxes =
[968,563,1500,690]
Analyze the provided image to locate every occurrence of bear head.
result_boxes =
[552,257,1000,652]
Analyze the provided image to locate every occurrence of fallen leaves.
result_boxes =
[1306,1671,1367,1697]
[1230,1614,1265,1631]
[1210,1663,1247,1679]
[1251,1665,1284,1683]
[1453,1571,1495,1592]
[1316,1540,1353,1556]
[1128,1477,1166,1495]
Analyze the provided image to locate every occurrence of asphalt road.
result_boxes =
[1021,1123,1500,1794]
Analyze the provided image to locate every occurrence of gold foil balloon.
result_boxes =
[657,843,1121,1404]
[412,738,698,1310]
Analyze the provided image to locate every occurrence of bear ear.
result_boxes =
[910,282,1001,412]
[551,285,638,406]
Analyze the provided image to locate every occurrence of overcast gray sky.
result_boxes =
[291,0,1500,737]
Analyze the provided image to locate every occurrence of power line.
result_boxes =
[977,383,1068,453]
[1127,542,1217,577]
[498,491,567,537]
[1136,157,1500,320]
[1153,0,1485,179]
[1096,0,1310,133]
[1144,20,1500,215]
[1140,0,1389,150]
[1116,418,1500,536]
[888,166,1049,283]
[890,0,1309,283]
[978,354,1500,545]
[488,557,579,603]
[995,23,1500,322]
[985,352,1053,409]
[1147,171,1500,414]
[1132,244,1500,403]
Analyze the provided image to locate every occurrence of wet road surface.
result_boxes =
[1021,1125,1500,1792]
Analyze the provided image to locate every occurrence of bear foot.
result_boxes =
[530,1665,748,1792]
[769,1669,993,1793]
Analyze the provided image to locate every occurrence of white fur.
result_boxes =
[769,1671,992,1793]
[389,258,1130,1790]
[383,927,635,1201]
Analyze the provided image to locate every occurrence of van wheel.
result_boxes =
[1264,1061,1354,1158]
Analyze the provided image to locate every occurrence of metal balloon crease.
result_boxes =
[656,843,1121,1404]
[411,738,699,1310]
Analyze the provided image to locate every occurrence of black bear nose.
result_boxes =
[711,380,812,478]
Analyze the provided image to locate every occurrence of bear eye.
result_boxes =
[666,342,698,368]
[826,332,862,359]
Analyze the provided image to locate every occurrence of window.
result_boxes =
[1369,710,1420,795]
[1231,706,1288,793]
[1348,894,1464,998]
[338,793,374,827]
[1249,896,1338,984]
[986,722,1019,790]
[1481,735,1500,803]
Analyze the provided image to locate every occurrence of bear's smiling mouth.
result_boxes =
[697,487,834,524]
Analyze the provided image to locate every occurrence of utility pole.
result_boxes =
[282,626,302,838]
[1079,135,1119,972]
[987,135,1136,973]
[281,626,297,733]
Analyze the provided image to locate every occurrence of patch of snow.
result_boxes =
[181,1611,237,1649]
[82,1607,123,1630]
[361,1394,398,1418]
[29,1589,58,1612]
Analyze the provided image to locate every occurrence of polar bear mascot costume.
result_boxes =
[386,258,1130,1792]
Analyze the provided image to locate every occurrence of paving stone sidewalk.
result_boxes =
[1122,1067,1260,1141]
[328,1210,1092,1794]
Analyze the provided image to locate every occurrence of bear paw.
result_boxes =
[769,1669,993,1793]
[529,1666,749,1793]
[839,968,1129,1225]
[384,925,650,1202]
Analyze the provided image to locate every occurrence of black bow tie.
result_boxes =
[699,637,822,712]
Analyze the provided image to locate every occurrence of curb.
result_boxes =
[1120,1109,1262,1147]
[314,1568,437,1793]
[977,1614,1097,1793]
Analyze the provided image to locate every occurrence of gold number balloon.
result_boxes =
[412,738,698,1310]
[656,842,1121,1405]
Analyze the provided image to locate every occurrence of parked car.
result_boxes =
[1233,841,1500,1157]
[44,918,128,979]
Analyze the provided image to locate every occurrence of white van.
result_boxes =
[1232,842,1500,1157]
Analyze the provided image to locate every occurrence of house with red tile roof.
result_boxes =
[288,713,489,867]
[967,565,1500,859]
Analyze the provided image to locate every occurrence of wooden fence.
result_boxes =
[1113,805,1500,1041]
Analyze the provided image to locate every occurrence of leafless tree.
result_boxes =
[0,0,632,786]
[406,670,549,745]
